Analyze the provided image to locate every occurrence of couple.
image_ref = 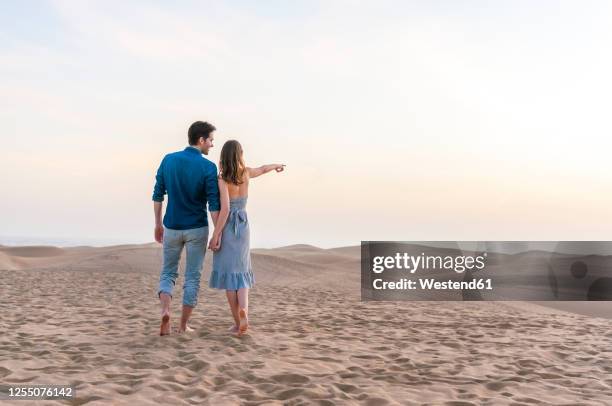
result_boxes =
[152,121,285,336]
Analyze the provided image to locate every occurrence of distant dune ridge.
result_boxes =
[0,243,611,404]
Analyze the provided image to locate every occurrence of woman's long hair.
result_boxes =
[219,140,246,185]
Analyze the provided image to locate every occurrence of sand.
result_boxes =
[1,243,611,405]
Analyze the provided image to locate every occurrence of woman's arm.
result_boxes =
[247,164,285,178]
[209,178,230,250]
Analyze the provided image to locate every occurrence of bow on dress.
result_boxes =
[228,209,248,238]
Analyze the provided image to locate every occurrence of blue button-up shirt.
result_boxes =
[152,146,220,230]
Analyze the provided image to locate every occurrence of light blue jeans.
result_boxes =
[158,226,208,307]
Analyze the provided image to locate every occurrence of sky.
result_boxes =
[1,1,611,248]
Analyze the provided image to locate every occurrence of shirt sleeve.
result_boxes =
[205,163,221,212]
[152,157,167,202]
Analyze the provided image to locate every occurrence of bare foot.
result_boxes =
[177,325,194,334]
[228,325,239,334]
[238,308,249,336]
[160,310,170,336]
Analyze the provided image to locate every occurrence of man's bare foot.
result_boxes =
[177,325,194,334]
[160,310,171,336]
[238,308,249,336]
[228,325,239,334]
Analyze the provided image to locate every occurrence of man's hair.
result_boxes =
[188,121,216,145]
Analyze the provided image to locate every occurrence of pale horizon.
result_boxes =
[3,237,612,257]
[2,1,612,248]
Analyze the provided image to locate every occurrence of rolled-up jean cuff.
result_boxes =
[158,289,172,299]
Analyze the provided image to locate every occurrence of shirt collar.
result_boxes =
[185,146,201,154]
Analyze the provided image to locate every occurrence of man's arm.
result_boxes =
[205,163,221,221]
[152,157,167,243]
[154,201,164,243]
[210,210,219,227]
[208,178,229,251]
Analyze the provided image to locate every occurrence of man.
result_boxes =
[152,121,220,336]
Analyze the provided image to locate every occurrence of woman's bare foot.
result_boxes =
[177,324,194,334]
[238,308,249,336]
[160,310,171,336]
[228,325,239,334]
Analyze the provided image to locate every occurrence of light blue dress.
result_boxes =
[209,196,255,290]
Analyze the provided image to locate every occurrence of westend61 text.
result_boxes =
[372,278,493,290]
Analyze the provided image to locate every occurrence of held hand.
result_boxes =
[154,225,164,243]
[208,232,222,251]
[275,164,286,173]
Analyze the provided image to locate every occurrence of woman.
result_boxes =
[208,140,285,336]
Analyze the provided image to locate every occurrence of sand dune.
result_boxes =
[0,243,611,405]
[0,251,26,270]
[0,245,67,258]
